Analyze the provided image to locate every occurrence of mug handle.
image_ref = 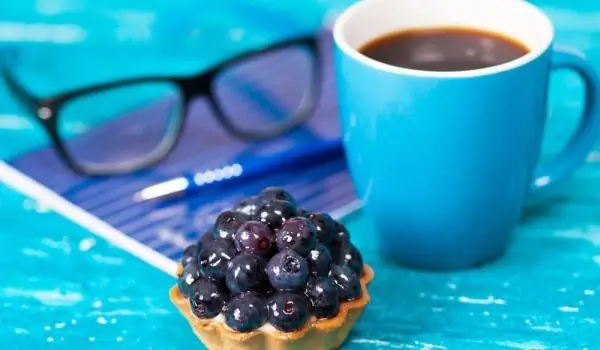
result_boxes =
[531,47,600,192]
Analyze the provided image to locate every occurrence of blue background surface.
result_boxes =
[1,0,600,349]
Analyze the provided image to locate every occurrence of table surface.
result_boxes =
[1,0,600,349]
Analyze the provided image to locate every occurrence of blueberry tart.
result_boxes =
[170,187,373,350]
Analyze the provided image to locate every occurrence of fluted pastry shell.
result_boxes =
[170,264,374,350]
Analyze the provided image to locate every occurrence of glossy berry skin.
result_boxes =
[305,277,340,318]
[306,212,336,245]
[333,221,351,245]
[234,221,275,256]
[225,253,267,294]
[189,279,229,319]
[307,244,333,277]
[332,243,364,275]
[259,187,297,206]
[329,265,362,301]
[177,262,201,297]
[234,196,263,217]
[214,211,249,241]
[266,292,310,332]
[198,238,237,279]
[182,244,199,268]
[257,200,298,230]
[266,250,309,291]
[275,217,317,256]
[224,293,267,332]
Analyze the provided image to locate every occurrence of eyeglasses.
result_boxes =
[3,35,321,176]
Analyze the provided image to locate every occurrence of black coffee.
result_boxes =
[359,27,529,72]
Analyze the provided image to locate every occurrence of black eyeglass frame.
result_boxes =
[3,35,321,176]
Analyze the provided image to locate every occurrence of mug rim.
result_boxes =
[333,0,555,78]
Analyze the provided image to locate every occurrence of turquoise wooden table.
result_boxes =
[1,0,600,349]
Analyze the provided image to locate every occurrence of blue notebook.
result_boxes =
[8,32,359,262]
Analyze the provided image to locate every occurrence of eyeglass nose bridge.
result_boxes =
[177,72,215,100]
[174,71,247,140]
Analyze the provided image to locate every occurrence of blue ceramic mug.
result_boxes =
[333,0,600,269]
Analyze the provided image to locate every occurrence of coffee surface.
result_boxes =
[359,27,529,72]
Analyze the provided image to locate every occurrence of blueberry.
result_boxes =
[233,196,262,218]
[198,230,214,248]
[307,244,332,277]
[266,250,309,291]
[329,265,362,301]
[182,244,199,268]
[259,187,297,206]
[257,200,298,230]
[177,262,201,297]
[306,212,336,245]
[189,279,229,319]
[331,242,364,275]
[198,238,237,279]
[214,210,249,241]
[234,221,275,256]
[276,217,317,256]
[225,253,267,294]
[297,208,309,217]
[224,292,267,332]
[332,221,351,245]
[305,277,340,319]
[266,292,310,332]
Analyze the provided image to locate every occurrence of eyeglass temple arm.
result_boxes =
[2,68,41,115]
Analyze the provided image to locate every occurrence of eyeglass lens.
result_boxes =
[212,44,315,134]
[55,42,315,173]
[57,81,183,173]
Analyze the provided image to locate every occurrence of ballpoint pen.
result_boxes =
[134,138,345,202]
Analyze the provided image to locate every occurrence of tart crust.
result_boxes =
[170,264,374,350]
